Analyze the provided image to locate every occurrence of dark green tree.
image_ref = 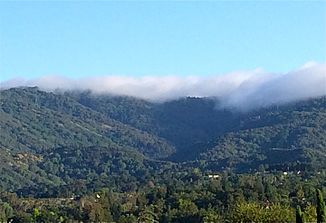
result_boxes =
[316,189,326,223]
[296,206,304,223]
[0,202,13,222]
[137,208,158,223]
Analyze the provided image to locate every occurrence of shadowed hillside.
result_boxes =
[0,87,325,194]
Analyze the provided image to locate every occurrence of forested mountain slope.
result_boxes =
[0,87,174,159]
[201,99,326,171]
[0,87,174,194]
[69,91,326,165]
[68,92,240,160]
[0,87,325,195]
[203,97,326,171]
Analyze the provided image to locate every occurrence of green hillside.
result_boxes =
[69,92,240,160]
[0,87,175,158]
[1,87,325,177]
[0,87,175,194]
[0,87,325,222]
[201,97,326,171]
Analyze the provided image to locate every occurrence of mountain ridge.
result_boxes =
[0,87,325,195]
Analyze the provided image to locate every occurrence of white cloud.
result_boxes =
[1,62,325,110]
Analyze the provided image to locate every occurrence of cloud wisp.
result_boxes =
[1,62,325,110]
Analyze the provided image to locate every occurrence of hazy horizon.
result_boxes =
[1,61,325,111]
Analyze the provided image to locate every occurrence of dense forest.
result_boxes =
[0,87,325,222]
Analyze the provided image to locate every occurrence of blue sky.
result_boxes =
[0,1,325,81]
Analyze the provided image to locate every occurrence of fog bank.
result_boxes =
[1,62,325,110]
